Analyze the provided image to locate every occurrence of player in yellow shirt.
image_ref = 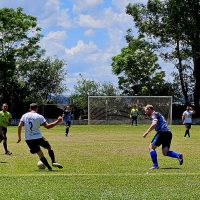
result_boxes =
[130,104,139,126]
[0,103,12,155]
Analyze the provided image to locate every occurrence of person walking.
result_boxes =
[17,103,63,171]
[143,104,183,169]
[182,105,195,138]
[0,103,12,155]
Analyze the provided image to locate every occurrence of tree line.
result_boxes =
[1,1,200,118]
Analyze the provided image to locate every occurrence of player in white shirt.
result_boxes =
[17,103,63,171]
[182,105,195,138]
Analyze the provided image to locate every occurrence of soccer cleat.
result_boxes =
[149,165,159,170]
[178,154,183,165]
[52,162,63,169]
[5,151,12,155]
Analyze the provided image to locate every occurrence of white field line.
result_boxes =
[0,172,200,177]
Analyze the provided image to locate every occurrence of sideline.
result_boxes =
[0,172,200,177]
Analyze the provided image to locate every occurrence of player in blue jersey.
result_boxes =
[62,105,72,137]
[143,104,183,169]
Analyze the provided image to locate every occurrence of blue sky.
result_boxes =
[0,0,148,95]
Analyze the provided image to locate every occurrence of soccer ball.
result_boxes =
[37,160,46,169]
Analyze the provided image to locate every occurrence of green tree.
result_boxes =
[100,82,119,96]
[70,75,119,119]
[111,30,171,95]
[0,7,66,109]
[70,74,100,113]
[0,7,43,102]
[22,57,66,103]
[126,0,200,111]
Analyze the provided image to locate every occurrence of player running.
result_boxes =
[143,104,183,169]
[17,103,63,171]
[62,105,72,137]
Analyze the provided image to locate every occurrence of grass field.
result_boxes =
[1,124,200,199]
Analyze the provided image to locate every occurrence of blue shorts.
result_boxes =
[64,121,71,127]
[151,131,172,149]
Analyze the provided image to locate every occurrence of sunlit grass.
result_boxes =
[0,124,199,199]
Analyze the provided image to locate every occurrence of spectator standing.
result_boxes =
[182,105,195,138]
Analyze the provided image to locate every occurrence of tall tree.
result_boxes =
[22,57,66,103]
[111,30,172,95]
[100,82,119,96]
[126,0,200,112]
[0,7,43,102]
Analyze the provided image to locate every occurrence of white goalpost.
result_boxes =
[88,96,172,125]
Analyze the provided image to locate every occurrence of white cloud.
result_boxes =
[112,0,147,11]
[84,29,95,36]
[40,31,68,57]
[39,0,72,29]
[65,40,98,59]
[76,14,104,28]
[45,0,60,11]
[73,0,103,13]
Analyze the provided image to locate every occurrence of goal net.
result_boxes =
[88,96,172,125]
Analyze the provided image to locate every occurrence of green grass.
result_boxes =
[1,124,200,199]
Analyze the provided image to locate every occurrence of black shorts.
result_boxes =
[25,137,51,154]
[151,131,172,149]
[131,116,137,120]
[185,123,191,129]
[0,126,7,140]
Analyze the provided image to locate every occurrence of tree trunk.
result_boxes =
[193,56,200,115]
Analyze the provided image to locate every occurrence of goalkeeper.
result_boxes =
[130,104,139,126]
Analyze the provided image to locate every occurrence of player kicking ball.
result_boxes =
[143,105,183,170]
[17,103,63,171]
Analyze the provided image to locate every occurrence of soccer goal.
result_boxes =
[88,96,172,125]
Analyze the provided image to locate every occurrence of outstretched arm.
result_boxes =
[143,120,157,138]
[43,116,63,129]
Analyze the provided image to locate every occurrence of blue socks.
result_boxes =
[166,151,179,158]
[150,150,180,167]
[150,150,158,166]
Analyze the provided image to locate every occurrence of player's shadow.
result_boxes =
[160,167,181,170]
[34,169,60,172]
[0,161,8,164]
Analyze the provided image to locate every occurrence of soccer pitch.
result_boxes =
[0,125,200,199]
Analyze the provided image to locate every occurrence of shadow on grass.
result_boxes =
[160,167,181,170]
[0,161,8,163]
